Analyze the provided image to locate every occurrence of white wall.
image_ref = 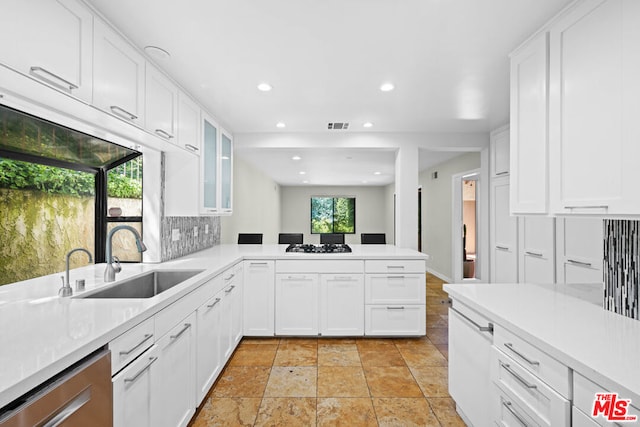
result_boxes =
[221,156,281,244]
[280,186,388,245]
[420,152,481,280]
[384,183,395,244]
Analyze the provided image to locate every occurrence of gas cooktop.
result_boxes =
[285,243,352,253]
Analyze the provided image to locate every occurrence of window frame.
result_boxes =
[310,196,356,234]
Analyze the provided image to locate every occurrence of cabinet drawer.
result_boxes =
[491,347,570,427]
[276,260,363,273]
[109,316,155,375]
[494,325,570,398]
[155,288,201,339]
[365,274,425,304]
[572,407,599,427]
[493,382,557,427]
[573,372,640,426]
[364,305,425,336]
[364,259,425,274]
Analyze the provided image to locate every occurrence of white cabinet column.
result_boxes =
[395,146,419,250]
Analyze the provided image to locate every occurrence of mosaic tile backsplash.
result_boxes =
[604,220,639,320]
[161,216,220,262]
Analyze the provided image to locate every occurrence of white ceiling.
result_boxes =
[86,0,572,185]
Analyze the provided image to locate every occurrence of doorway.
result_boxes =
[452,169,482,282]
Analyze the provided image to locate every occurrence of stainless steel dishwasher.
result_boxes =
[0,349,112,427]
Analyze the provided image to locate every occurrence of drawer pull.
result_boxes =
[184,144,199,152]
[387,275,406,279]
[500,362,537,389]
[42,388,90,427]
[155,128,174,139]
[567,259,592,267]
[250,262,269,266]
[206,297,221,309]
[496,171,509,176]
[386,265,405,269]
[119,333,153,356]
[564,205,608,210]
[452,307,493,333]
[504,343,539,366]
[502,401,528,427]
[170,323,191,340]
[496,245,509,251]
[110,105,138,121]
[124,356,158,384]
[386,306,405,310]
[525,251,543,257]
[333,276,356,281]
[30,66,78,91]
[225,285,236,293]
[283,276,313,281]
[224,273,235,281]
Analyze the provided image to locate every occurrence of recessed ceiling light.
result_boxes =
[363,122,373,128]
[374,171,381,175]
[257,83,272,92]
[292,155,302,161]
[144,46,171,60]
[380,83,395,92]
[276,122,286,128]
[299,171,306,175]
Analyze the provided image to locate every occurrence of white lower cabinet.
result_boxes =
[448,302,493,427]
[275,273,319,336]
[365,305,425,336]
[243,261,275,336]
[195,289,224,405]
[573,371,640,427]
[491,177,519,283]
[112,344,159,427]
[152,312,196,427]
[319,274,364,336]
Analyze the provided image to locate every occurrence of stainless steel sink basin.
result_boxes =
[80,270,204,299]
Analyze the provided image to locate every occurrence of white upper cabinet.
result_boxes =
[201,114,219,214]
[549,0,640,215]
[220,129,233,213]
[93,19,145,127]
[510,32,549,214]
[145,64,178,141]
[177,91,201,154]
[491,126,510,177]
[0,0,93,103]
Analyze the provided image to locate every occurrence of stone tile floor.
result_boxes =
[189,273,464,426]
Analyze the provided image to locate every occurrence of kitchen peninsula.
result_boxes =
[0,244,427,425]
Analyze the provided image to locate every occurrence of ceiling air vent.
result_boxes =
[327,122,350,130]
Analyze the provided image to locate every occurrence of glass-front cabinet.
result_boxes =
[200,114,233,215]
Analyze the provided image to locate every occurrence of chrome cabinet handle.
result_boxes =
[564,205,608,210]
[386,275,406,279]
[184,144,199,152]
[386,306,405,310]
[206,298,221,309]
[386,265,405,269]
[452,307,493,333]
[224,285,236,293]
[568,259,592,267]
[496,171,509,176]
[124,356,158,384]
[224,273,235,281]
[500,362,537,389]
[504,343,539,366]
[496,245,509,251]
[525,251,543,257]
[42,388,90,427]
[119,333,153,356]
[332,276,356,281]
[283,276,313,281]
[30,66,78,91]
[155,128,174,139]
[170,323,191,340]
[502,401,528,427]
[250,262,269,266]
[110,105,138,121]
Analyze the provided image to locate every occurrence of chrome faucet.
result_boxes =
[59,248,93,297]
[104,225,147,282]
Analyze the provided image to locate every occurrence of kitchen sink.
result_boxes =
[79,270,204,299]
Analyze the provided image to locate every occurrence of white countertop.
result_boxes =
[444,282,640,404]
[0,244,427,409]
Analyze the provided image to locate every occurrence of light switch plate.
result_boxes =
[172,229,180,242]
[205,224,209,234]
[194,226,198,238]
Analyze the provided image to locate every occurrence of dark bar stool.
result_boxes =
[320,233,345,244]
[361,233,386,244]
[238,233,263,244]
[278,233,303,244]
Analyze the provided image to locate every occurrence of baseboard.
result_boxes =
[426,267,453,284]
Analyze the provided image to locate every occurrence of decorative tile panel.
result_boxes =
[603,220,639,320]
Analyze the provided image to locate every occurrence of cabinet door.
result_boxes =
[164,149,199,217]
[519,216,555,284]
[364,305,425,336]
[200,115,219,214]
[220,129,233,213]
[94,19,145,126]
[0,0,93,102]
[230,264,244,346]
[491,178,518,283]
[195,291,223,405]
[275,274,319,336]
[510,32,549,214]
[178,91,201,154]
[243,261,275,336]
[556,218,603,284]
[319,274,364,336]
[549,0,640,215]
[491,126,510,177]
[113,345,159,427]
[152,313,196,427]
[145,64,178,141]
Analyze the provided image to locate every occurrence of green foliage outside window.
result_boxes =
[311,197,355,234]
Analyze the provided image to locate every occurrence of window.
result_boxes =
[310,197,356,234]
[0,105,142,286]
